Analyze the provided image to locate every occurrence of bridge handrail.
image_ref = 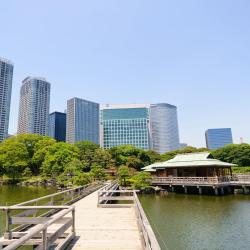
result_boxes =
[97,189,161,250]
[14,183,96,207]
[133,191,161,250]
[0,206,75,250]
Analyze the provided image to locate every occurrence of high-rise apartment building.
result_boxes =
[66,98,99,144]
[150,103,180,153]
[49,112,66,141]
[17,77,50,135]
[205,128,233,150]
[0,58,13,142]
[100,103,180,153]
[100,104,150,150]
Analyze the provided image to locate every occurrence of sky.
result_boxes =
[1,0,250,147]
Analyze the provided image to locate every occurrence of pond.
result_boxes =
[139,193,250,250]
[0,185,56,236]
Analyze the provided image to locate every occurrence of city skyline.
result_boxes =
[1,1,250,147]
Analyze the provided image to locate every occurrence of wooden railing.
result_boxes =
[0,205,75,250]
[134,192,161,250]
[152,176,231,185]
[0,182,103,249]
[152,175,250,186]
[97,189,161,250]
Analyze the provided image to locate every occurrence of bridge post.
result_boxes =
[198,187,202,195]
[171,186,175,192]
[5,209,12,240]
[184,186,188,194]
[42,228,47,250]
[221,187,224,195]
[214,188,219,196]
[243,186,248,194]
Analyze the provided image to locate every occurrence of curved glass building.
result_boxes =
[150,103,180,153]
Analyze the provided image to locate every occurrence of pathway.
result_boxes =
[67,190,142,250]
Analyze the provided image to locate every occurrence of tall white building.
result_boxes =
[100,103,180,153]
[17,77,50,135]
[66,97,99,144]
[150,103,180,153]
[0,58,14,142]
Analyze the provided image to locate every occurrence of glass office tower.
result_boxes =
[17,77,50,136]
[66,98,99,144]
[101,104,150,150]
[49,112,66,141]
[205,128,233,150]
[150,103,180,153]
[0,58,13,142]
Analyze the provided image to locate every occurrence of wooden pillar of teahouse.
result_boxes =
[214,187,219,196]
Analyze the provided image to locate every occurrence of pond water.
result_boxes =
[139,193,250,250]
[0,185,56,236]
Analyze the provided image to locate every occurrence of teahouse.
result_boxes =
[143,152,235,177]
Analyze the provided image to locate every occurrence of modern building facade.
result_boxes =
[17,77,50,136]
[150,103,180,153]
[49,112,66,141]
[0,58,14,142]
[66,98,99,144]
[100,104,150,150]
[205,128,233,150]
[100,103,180,153]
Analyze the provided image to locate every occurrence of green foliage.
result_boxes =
[212,144,250,167]
[161,146,208,161]
[130,172,152,190]
[118,165,130,186]
[73,172,92,186]
[41,142,79,177]
[89,166,107,181]
[0,140,29,181]
[232,166,250,174]
[109,145,159,170]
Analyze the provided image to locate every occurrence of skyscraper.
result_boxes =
[17,77,50,136]
[100,104,150,150]
[66,98,99,144]
[0,58,13,142]
[100,103,180,153]
[49,112,66,141]
[150,103,180,153]
[205,128,233,150]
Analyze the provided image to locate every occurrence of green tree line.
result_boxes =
[0,134,249,184]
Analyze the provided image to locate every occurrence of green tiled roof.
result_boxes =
[143,152,236,171]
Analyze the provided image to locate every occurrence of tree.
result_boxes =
[90,166,107,181]
[73,173,92,186]
[130,172,152,190]
[41,142,79,177]
[75,141,100,171]
[212,144,250,166]
[32,137,56,174]
[92,148,114,169]
[118,166,130,186]
[0,140,29,181]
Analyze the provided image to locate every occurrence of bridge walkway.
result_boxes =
[64,190,142,250]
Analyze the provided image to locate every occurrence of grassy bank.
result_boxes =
[232,166,250,174]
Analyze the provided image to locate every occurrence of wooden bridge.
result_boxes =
[0,182,161,250]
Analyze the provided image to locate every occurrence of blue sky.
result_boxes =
[1,0,250,147]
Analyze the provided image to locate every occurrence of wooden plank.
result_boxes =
[98,204,134,208]
[10,217,72,225]
[15,209,38,217]
[46,219,73,247]
[54,232,75,250]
